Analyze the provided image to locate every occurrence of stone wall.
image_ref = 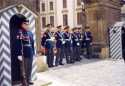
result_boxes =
[86,0,122,46]
[85,0,123,58]
[0,0,40,13]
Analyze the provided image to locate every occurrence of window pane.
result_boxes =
[77,12,83,25]
[77,0,81,6]
[50,1,53,10]
[63,0,67,8]
[63,14,68,26]
[42,17,46,28]
[42,3,45,11]
[50,16,54,26]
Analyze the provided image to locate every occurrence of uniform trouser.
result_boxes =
[46,48,54,67]
[70,47,74,62]
[55,48,63,65]
[64,47,71,63]
[73,46,81,61]
[62,45,66,58]
[85,46,92,58]
[24,57,33,82]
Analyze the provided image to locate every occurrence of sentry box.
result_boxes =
[109,22,125,60]
[0,4,37,86]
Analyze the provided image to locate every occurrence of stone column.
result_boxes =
[85,0,123,58]
[85,0,122,45]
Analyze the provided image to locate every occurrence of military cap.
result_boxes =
[85,26,90,29]
[64,26,70,30]
[17,14,29,24]
[56,25,62,28]
[72,27,77,31]
[46,24,51,27]
[10,14,29,29]
[77,27,81,30]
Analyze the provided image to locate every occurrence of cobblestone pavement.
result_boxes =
[36,58,125,86]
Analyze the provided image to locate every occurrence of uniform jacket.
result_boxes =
[55,31,64,48]
[41,32,54,49]
[72,32,80,47]
[63,32,71,47]
[83,31,93,47]
[16,29,35,58]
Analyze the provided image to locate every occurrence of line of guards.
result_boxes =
[41,24,93,68]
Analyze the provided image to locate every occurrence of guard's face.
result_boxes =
[58,28,61,32]
[78,29,81,32]
[66,28,69,32]
[86,28,90,32]
[48,25,52,29]
[75,29,78,32]
[21,22,29,30]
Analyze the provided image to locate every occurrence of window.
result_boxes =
[63,0,67,8]
[77,12,83,25]
[50,16,54,26]
[42,17,46,28]
[77,0,81,6]
[63,14,68,26]
[41,3,45,11]
[50,1,54,10]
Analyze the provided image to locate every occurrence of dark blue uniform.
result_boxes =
[83,31,93,59]
[63,32,72,63]
[55,31,65,66]
[16,30,35,57]
[72,32,81,61]
[76,32,83,57]
[41,32,54,67]
[16,29,35,82]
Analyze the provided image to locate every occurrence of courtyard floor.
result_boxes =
[34,58,125,86]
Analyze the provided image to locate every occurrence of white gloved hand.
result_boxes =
[90,43,93,46]
[33,55,36,58]
[62,41,65,44]
[77,43,80,46]
[51,37,55,41]
[18,56,23,61]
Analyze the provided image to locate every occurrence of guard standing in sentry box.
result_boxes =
[11,14,35,86]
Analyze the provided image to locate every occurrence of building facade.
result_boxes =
[40,0,123,44]
[0,0,124,57]
[40,0,123,58]
[40,0,85,29]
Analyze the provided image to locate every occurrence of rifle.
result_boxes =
[19,31,28,86]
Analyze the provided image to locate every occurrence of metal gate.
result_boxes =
[0,4,37,86]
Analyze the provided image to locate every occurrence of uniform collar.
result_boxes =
[20,28,27,32]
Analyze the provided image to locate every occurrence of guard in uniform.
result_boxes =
[41,24,54,67]
[76,27,83,59]
[63,26,72,64]
[83,26,93,59]
[55,25,64,66]
[72,27,81,62]
[16,14,35,85]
